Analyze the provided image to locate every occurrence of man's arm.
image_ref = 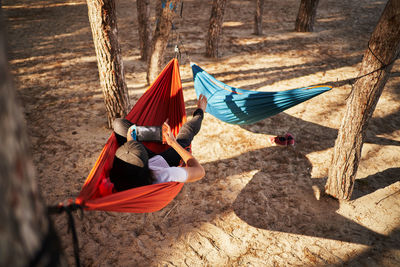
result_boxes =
[163,123,205,182]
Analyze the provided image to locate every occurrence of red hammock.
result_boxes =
[75,59,186,213]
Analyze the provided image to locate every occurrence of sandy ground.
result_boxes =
[4,0,400,266]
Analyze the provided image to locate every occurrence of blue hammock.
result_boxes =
[191,63,332,125]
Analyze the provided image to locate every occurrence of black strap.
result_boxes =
[48,203,84,267]
[315,48,398,91]
[180,1,184,18]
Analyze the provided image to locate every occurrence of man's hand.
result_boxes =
[162,121,176,146]
[162,119,205,183]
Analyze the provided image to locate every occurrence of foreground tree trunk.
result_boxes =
[0,15,65,266]
[205,0,227,58]
[86,0,129,128]
[295,0,319,32]
[325,0,400,200]
[137,0,151,61]
[147,0,180,84]
[254,0,264,35]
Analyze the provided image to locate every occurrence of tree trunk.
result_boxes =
[137,0,151,61]
[295,0,319,32]
[254,0,264,35]
[325,0,400,200]
[0,15,65,266]
[146,0,180,84]
[86,0,129,128]
[205,0,227,58]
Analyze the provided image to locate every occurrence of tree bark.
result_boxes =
[146,0,180,84]
[205,0,227,58]
[86,0,129,128]
[137,0,151,61]
[254,0,264,35]
[0,14,65,266]
[325,0,400,200]
[295,0,319,32]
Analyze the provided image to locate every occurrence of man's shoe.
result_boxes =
[268,135,288,146]
[285,133,295,146]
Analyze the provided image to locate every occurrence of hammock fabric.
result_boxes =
[75,59,186,213]
[191,63,332,125]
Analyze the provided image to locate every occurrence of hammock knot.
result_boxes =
[174,45,181,61]
[48,199,84,215]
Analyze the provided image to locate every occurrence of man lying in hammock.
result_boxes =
[109,94,208,192]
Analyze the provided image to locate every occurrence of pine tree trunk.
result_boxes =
[86,0,129,128]
[254,0,264,35]
[147,0,180,84]
[205,0,227,58]
[325,0,400,200]
[137,0,151,61]
[0,17,65,266]
[295,0,319,32]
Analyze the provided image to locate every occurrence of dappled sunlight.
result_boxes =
[179,52,363,96]
[4,0,400,266]
[233,37,269,46]
[358,143,400,178]
[222,21,244,27]
[52,27,90,40]
[194,118,277,164]
[318,16,346,23]
[337,184,400,236]
[126,86,147,96]
[306,148,333,178]
[2,2,84,10]
[233,31,323,46]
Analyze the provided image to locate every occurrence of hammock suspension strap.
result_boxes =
[48,202,84,267]
[329,41,399,92]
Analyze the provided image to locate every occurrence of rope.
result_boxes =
[314,41,399,96]
[170,0,193,63]
[172,26,192,63]
[367,40,386,66]
[48,202,84,267]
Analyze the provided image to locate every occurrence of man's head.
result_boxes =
[109,141,153,191]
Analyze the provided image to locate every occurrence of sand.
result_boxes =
[4,0,400,266]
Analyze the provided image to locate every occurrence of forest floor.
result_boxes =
[4,0,400,266]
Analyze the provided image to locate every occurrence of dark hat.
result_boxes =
[110,141,152,192]
[115,140,149,167]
